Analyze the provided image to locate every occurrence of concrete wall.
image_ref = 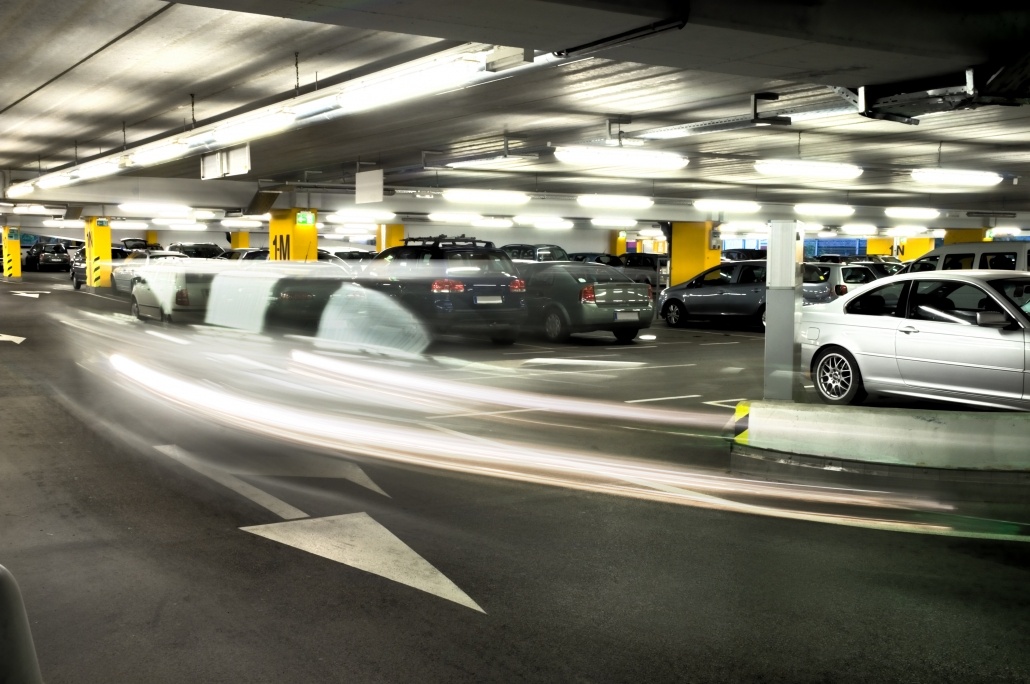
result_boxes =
[736,400,1030,471]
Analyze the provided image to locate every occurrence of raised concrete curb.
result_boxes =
[732,400,1030,472]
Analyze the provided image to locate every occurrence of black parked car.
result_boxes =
[357,235,527,344]
[24,242,71,271]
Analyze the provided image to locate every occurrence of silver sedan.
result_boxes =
[800,270,1030,410]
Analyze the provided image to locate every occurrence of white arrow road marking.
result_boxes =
[155,444,309,520]
[12,291,50,298]
[0,334,26,344]
[242,513,485,613]
[703,398,748,409]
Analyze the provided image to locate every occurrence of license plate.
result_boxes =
[476,296,502,304]
[615,311,638,321]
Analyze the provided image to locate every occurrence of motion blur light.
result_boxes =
[554,145,688,171]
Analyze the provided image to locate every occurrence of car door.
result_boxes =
[681,264,738,315]
[895,279,1025,400]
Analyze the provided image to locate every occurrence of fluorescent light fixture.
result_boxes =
[244,213,272,221]
[841,223,878,236]
[554,145,688,170]
[817,231,838,238]
[325,209,396,223]
[428,212,481,223]
[694,199,761,214]
[800,223,825,233]
[333,225,375,235]
[336,53,486,115]
[911,168,1003,187]
[6,181,34,198]
[930,229,947,238]
[211,111,294,145]
[472,217,514,228]
[74,161,120,181]
[442,189,529,205]
[109,220,150,230]
[637,228,665,237]
[62,219,86,229]
[291,93,342,120]
[719,221,768,233]
[637,115,791,139]
[167,222,207,231]
[755,159,862,180]
[445,154,538,169]
[42,219,62,228]
[533,218,573,229]
[119,202,193,217]
[590,217,638,228]
[12,204,52,215]
[35,174,74,189]
[221,219,262,229]
[193,210,218,220]
[887,225,927,237]
[130,142,189,166]
[992,226,1022,236]
[884,207,939,219]
[794,203,855,217]
[577,194,654,209]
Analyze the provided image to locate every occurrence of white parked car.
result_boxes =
[800,270,1030,410]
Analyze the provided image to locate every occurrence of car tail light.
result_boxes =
[431,278,465,293]
[647,284,653,300]
[278,290,316,301]
[175,287,189,305]
[834,284,848,297]
[580,285,596,303]
[510,278,526,293]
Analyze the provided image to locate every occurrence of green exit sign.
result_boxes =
[296,211,315,226]
[96,218,109,227]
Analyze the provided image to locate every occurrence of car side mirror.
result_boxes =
[976,311,1009,327]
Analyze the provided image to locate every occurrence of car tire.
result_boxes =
[812,346,867,405]
[665,301,688,328]
[73,277,82,291]
[131,297,143,321]
[757,306,766,329]
[543,308,570,342]
[613,328,639,344]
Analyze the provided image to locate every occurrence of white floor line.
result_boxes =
[625,394,702,404]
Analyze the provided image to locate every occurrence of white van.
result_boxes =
[905,242,1030,273]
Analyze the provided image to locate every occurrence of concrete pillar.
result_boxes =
[866,237,892,255]
[670,221,720,289]
[377,224,404,251]
[895,237,935,261]
[84,218,113,288]
[2,227,22,280]
[269,209,318,261]
[944,228,991,244]
[145,229,160,246]
[230,231,250,249]
[608,230,626,256]
[764,220,804,402]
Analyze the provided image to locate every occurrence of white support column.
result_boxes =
[763,220,804,401]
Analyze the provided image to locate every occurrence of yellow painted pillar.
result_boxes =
[608,231,627,255]
[377,224,404,252]
[269,208,319,261]
[670,221,721,286]
[943,228,991,245]
[866,237,892,255]
[895,237,935,261]
[84,218,113,287]
[3,226,23,279]
[145,229,160,247]
[230,232,250,249]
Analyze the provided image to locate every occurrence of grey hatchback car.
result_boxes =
[519,261,653,343]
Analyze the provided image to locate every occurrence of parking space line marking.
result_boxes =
[699,341,740,346]
[625,394,701,404]
[155,444,309,520]
[703,398,748,409]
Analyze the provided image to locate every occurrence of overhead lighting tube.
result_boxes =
[817,230,838,238]
[577,194,654,209]
[694,199,761,214]
[720,221,769,233]
[6,181,34,198]
[794,203,855,217]
[335,53,487,115]
[992,226,1023,237]
[554,145,688,171]
[533,218,574,229]
[637,227,665,237]
[590,217,638,228]
[167,222,207,231]
[35,174,74,189]
[884,207,939,220]
[109,220,150,230]
[841,223,878,236]
[472,217,514,228]
[211,111,295,145]
[221,219,263,229]
[887,225,927,237]
[118,202,193,217]
[326,210,397,223]
[12,204,53,215]
[911,168,1003,187]
[755,159,863,180]
[75,161,120,180]
[442,189,529,205]
[130,142,189,166]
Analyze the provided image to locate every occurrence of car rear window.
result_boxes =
[803,265,830,283]
[444,250,516,275]
[979,252,1016,269]
[942,253,974,270]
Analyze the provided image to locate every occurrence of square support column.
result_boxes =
[669,221,720,289]
[764,221,804,401]
[3,227,22,279]
[269,209,318,261]
[230,231,250,249]
[84,218,112,288]
[377,224,404,251]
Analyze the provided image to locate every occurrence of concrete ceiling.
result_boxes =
[5,0,1030,222]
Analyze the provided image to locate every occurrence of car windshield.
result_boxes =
[988,277,1030,315]
[444,250,516,275]
[177,244,223,258]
